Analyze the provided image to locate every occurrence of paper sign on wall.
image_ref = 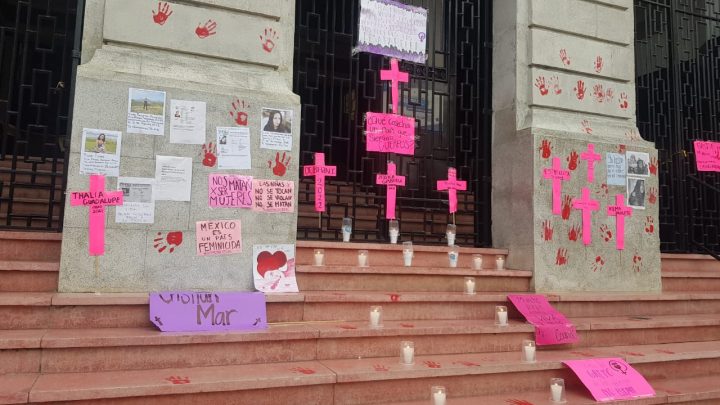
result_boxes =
[507,294,579,345]
[196,220,242,256]
[694,140,720,172]
[116,177,155,224]
[564,358,655,402]
[149,292,267,332]
[169,100,206,144]
[260,108,293,151]
[127,88,166,135]
[217,127,251,170]
[80,129,122,177]
[606,153,626,186]
[366,112,415,155]
[208,174,253,208]
[253,244,299,293]
[356,0,428,63]
[155,156,192,201]
[252,179,295,213]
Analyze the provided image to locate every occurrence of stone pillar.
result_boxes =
[59,0,300,292]
[492,0,661,292]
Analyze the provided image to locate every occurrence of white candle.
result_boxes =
[402,345,414,364]
[358,252,368,267]
[465,278,476,294]
[496,256,505,270]
[473,256,483,270]
[433,391,446,405]
[389,229,399,244]
[446,232,455,246]
[403,250,413,267]
[343,229,351,242]
[448,252,458,268]
[370,309,380,327]
[524,344,536,362]
[551,383,563,402]
[314,251,324,266]
[497,309,508,326]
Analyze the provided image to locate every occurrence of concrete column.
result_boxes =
[492,0,661,292]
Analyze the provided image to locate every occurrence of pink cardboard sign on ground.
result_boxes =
[507,294,579,346]
[149,292,267,332]
[208,174,253,208]
[694,140,720,172]
[195,220,242,256]
[70,174,124,256]
[564,358,656,402]
[376,162,406,219]
[366,112,415,155]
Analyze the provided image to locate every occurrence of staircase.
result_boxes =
[1,232,720,404]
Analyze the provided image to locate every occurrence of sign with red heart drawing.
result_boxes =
[252,244,299,293]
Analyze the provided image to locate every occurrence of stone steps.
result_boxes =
[0,261,59,292]
[0,232,62,262]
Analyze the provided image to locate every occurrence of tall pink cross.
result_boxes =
[542,157,571,215]
[70,174,124,256]
[303,152,337,212]
[380,58,409,114]
[572,187,600,246]
[376,162,406,220]
[437,167,467,214]
[580,143,602,183]
[607,194,633,250]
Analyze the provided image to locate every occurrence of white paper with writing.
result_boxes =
[169,100,206,144]
[116,177,155,224]
[155,156,192,201]
[217,127,251,170]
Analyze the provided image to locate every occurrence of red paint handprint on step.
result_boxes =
[599,224,613,241]
[560,49,571,66]
[593,84,605,103]
[268,152,291,177]
[229,99,249,126]
[260,27,279,53]
[453,360,480,367]
[506,400,536,405]
[542,220,554,241]
[535,76,549,96]
[154,232,183,254]
[201,143,217,168]
[152,2,173,26]
[619,92,629,109]
[555,248,569,266]
[650,157,658,175]
[648,187,658,205]
[339,324,357,330]
[548,76,562,95]
[632,253,643,272]
[567,150,579,171]
[539,139,553,159]
[388,293,401,302]
[594,56,604,73]
[581,120,593,135]
[562,196,573,221]
[568,223,581,241]
[373,364,389,372]
[400,323,415,328]
[423,360,442,369]
[574,80,586,100]
[591,256,605,272]
[645,216,655,234]
[195,19,217,38]
[165,376,190,385]
[290,367,316,375]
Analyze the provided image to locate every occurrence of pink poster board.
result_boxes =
[70,174,123,256]
[564,358,655,402]
[694,140,720,172]
[208,174,253,208]
[507,294,579,346]
[252,179,295,213]
[149,292,267,332]
[195,220,242,256]
[366,112,415,156]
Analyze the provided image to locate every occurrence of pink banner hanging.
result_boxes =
[69,174,124,256]
[437,167,467,214]
[380,58,409,114]
[303,152,337,212]
[542,157,571,215]
[580,143,602,183]
[607,194,632,250]
[376,162,406,220]
[366,112,415,156]
[572,187,600,246]
[564,358,655,402]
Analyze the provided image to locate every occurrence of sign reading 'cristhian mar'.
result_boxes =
[149,292,267,332]
[356,0,428,63]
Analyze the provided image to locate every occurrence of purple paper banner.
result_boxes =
[356,0,428,63]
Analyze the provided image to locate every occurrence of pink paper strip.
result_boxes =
[564,358,656,402]
[366,112,415,156]
[608,194,633,250]
[376,162,406,220]
[694,140,720,172]
[542,157,571,215]
[70,174,123,256]
[508,294,579,346]
[573,187,600,246]
[380,58,409,114]
[303,153,337,212]
[437,167,467,214]
[580,143,602,183]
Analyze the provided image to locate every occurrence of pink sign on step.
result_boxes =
[693,140,720,172]
[366,112,415,156]
[208,174,253,208]
[437,167,467,214]
[564,358,656,402]
[303,153,337,212]
[149,292,267,332]
[580,143,602,183]
[542,157,571,215]
[70,174,123,256]
[508,294,579,346]
[376,162,406,220]
[380,58,409,114]
[608,194,632,250]
[573,187,600,246]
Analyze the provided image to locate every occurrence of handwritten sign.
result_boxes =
[356,0,428,63]
[208,174,253,208]
[543,157,571,215]
[195,220,241,256]
[608,195,632,250]
[70,175,124,256]
[606,153,626,186]
[376,162,405,220]
[366,112,415,155]
[694,140,720,172]
[437,167,467,214]
[149,292,267,332]
[507,294,579,346]
[303,153,336,212]
[564,358,655,402]
[252,179,295,213]
[580,143,602,183]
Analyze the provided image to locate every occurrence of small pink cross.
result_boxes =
[70,175,124,256]
[303,153,337,212]
[607,194,633,250]
[380,58,409,114]
[437,167,467,214]
[542,157,571,215]
[376,162,406,220]
[572,187,600,246]
[580,143,602,183]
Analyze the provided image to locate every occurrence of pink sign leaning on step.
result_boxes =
[564,358,655,402]
[507,294,579,346]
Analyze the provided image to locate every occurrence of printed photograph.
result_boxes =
[627,177,646,210]
[626,151,650,177]
[129,88,166,117]
[120,182,153,204]
[83,130,119,155]
[261,108,293,134]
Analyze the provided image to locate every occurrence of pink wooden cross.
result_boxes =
[70,174,124,256]
[380,58,409,114]
[607,194,633,250]
[437,167,467,214]
[572,187,600,246]
[542,157,571,215]
[303,152,337,212]
[580,143,602,183]
[376,162,406,220]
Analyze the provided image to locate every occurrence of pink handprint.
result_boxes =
[560,49,571,65]
[548,76,562,95]
[594,56,604,73]
[619,92,629,109]
[574,80,586,100]
[260,28,279,53]
[593,84,605,103]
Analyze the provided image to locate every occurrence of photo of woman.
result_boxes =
[94,133,106,153]
[262,109,291,133]
[627,151,650,176]
[627,177,646,209]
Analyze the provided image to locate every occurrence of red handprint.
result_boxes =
[506,400,535,405]
[195,19,217,38]
[154,232,183,253]
[555,248,569,266]
[548,75,562,95]
[605,87,615,102]
[568,223,581,241]
[591,256,605,272]
[229,99,249,126]
[619,92,629,109]
[165,376,190,385]
[567,150,579,171]
[453,360,480,367]
[645,216,655,234]
[562,196,573,221]
[574,80,586,100]
[535,76,549,96]
[373,364,389,372]
[423,360,442,369]
[260,27,279,53]
[599,224,613,242]
[595,183,609,198]
[618,144,627,154]
[541,220,554,241]
[152,2,173,26]
[400,323,415,328]
[388,293,401,302]
[648,187,658,205]
[593,84,605,103]
[339,324,358,330]
[594,56,604,73]
[650,157,658,175]
[268,152,291,177]
[581,120,593,135]
[539,139,553,159]
[201,143,216,168]
[560,49,571,65]
[632,253,643,272]
[290,367,316,375]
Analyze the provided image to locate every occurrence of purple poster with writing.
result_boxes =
[564,358,655,402]
[508,294,579,346]
[150,291,268,332]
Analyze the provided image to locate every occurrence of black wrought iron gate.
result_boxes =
[635,0,720,254]
[294,0,492,246]
[0,0,76,231]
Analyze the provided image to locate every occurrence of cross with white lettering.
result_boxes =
[380,58,409,114]
[580,143,602,183]
[572,187,600,246]
[303,152,337,212]
[376,162,406,220]
[607,194,633,250]
[543,156,571,215]
[437,167,467,214]
[70,174,124,256]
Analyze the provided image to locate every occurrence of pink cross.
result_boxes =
[607,194,633,250]
[376,162,406,220]
[572,188,600,246]
[437,167,467,214]
[542,157,571,215]
[580,143,602,183]
[380,58,409,114]
[303,152,337,212]
[70,174,124,256]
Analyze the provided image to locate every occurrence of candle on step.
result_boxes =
[523,340,536,362]
[472,254,483,270]
[496,305,508,326]
[464,277,476,295]
[431,386,447,405]
[358,250,369,267]
[369,306,382,328]
[446,224,456,246]
[342,217,352,242]
[496,255,505,270]
[389,220,399,244]
[402,241,413,267]
[448,245,459,268]
[313,249,325,266]
[400,341,414,365]
[550,378,565,403]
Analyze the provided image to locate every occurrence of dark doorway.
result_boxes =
[294,0,493,246]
